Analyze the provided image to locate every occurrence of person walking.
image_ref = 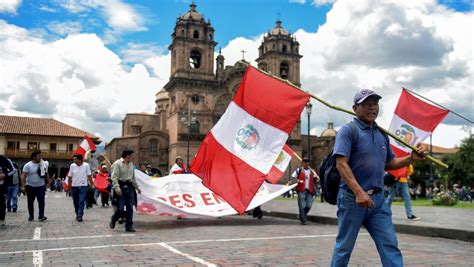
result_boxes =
[20,150,50,222]
[291,158,316,225]
[6,162,20,213]
[67,154,94,222]
[169,156,188,174]
[330,89,427,266]
[109,149,141,232]
[386,164,420,220]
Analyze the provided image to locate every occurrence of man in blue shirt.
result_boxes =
[330,89,427,267]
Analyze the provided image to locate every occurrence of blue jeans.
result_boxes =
[386,182,413,218]
[7,184,19,209]
[26,185,46,219]
[111,186,135,229]
[71,186,88,218]
[297,190,314,223]
[331,189,403,267]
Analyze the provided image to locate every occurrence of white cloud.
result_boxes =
[102,0,147,33]
[54,0,147,34]
[312,0,336,7]
[0,21,168,142]
[0,0,21,14]
[216,0,472,148]
[46,21,83,36]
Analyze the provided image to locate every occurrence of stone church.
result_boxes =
[106,3,334,178]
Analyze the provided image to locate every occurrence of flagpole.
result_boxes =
[241,62,448,169]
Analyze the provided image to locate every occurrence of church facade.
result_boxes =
[106,4,308,177]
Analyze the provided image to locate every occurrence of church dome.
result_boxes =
[321,121,337,137]
[156,89,169,101]
[270,20,290,36]
[180,3,204,21]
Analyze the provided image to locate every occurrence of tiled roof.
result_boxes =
[0,115,97,139]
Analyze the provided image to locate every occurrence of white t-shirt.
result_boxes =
[292,168,312,190]
[68,162,92,187]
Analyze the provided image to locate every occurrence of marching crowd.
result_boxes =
[0,89,469,266]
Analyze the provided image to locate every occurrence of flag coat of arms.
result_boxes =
[388,88,449,177]
[190,66,310,214]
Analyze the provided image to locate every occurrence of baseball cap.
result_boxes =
[353,89,382,105]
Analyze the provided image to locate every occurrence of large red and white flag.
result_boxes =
[190,66,310,214]
[266,144,295,184]
[73,135,96,158]
[388,88,449,177]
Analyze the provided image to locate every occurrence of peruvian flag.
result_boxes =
[190,66,309,214]
[266,144,295,184]
[388,88,449,177]
[73,135,96,158]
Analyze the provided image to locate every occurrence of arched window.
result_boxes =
[209,33,213,40]
[149,139,158,153]
[280,62,289,79]
[181,29,184,36]
[193,30,199,39]
[190,120,200,134]
[282,45,287,53]
[189,50,201,69]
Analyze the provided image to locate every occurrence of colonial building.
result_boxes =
[301,121,337,172]
[0,115,99,177]
[106,3,305,178]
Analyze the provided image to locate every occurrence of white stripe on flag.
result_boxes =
[389,114,431,153]
[211,101,288,175]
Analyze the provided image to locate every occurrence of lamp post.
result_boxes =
[306,102,312,164]
[428,134,433,198]
[181,103,196,169]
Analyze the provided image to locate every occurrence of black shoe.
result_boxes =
[12,208,17,213]
[118,218,124,224]
[300,221,307,225]
[7,208,11,212]
[38,217,47,222]
[76,217,83,222]
[28,217,34,221]
[125,228,136,232]
[257,213,263,220]
[407,215,420,221]
[109,219,116,229]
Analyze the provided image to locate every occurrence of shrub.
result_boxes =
[432,191,458,206]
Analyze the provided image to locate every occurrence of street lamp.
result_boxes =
[306,101,312,164]
[181,108,196,169]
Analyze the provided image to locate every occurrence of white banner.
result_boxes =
[135,170,295,218]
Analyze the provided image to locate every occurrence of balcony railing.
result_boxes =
[4,149,73,160]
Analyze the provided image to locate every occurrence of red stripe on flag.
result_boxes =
[395,89,449,131]
[388,145,409,177]
[190,133,267,214]
[232,66,310,133]
[283,144,295,155]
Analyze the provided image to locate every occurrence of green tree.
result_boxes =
[441,136,474,186]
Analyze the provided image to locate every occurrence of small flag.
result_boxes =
[73,135,96,158]
[266,144,295,184]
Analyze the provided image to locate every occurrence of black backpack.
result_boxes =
[318,122,358,205]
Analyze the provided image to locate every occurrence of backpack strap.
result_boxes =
[349,121,359,152]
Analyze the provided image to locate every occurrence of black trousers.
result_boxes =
[26,185,46,219]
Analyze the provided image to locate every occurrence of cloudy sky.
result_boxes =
[0,0,472,149]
